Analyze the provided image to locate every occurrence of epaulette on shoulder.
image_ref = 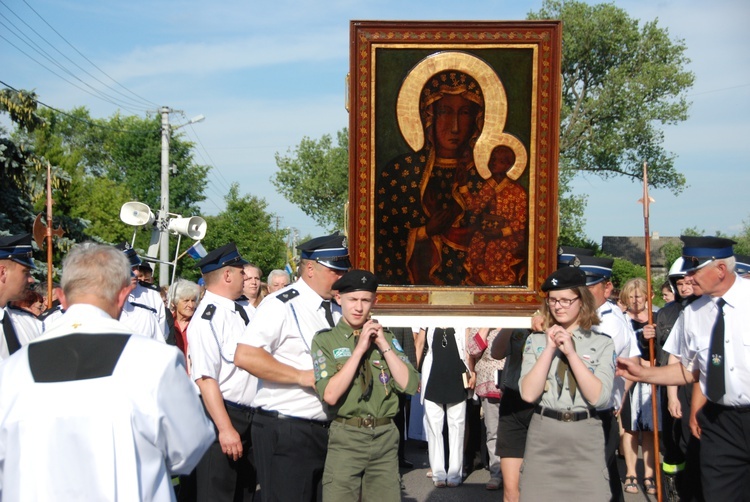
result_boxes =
[38,306,61,321]
[599,307,613,316]
[138,280,160,292]
[130,301,157,314]
[7,305,31,315]
[201,304,217,320]
[276,289,300,303]
[314,327,334,337]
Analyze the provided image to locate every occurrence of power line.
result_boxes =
[0,5,152,112]
[0,31,146,115]
[10,0,158,109]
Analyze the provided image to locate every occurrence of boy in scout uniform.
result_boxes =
[311,270,419,501]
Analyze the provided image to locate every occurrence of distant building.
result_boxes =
[601,233,681,275]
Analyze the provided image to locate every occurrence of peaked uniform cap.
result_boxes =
[197,242,248,274]
[576,255,614,286]
[680,236,736,272]
[557,246,595,269]
[297,232,351,271]
[0,233,35,269]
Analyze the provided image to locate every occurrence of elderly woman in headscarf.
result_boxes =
[377,70,486,286]
[168,278,201,367]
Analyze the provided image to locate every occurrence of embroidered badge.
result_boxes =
[393,339,404,352]
[711,354,722,366]
[320,370,328,378]
[333,348,352,359]
[313,358,321,380]
[379,371,390,384]
[582,355,591,360]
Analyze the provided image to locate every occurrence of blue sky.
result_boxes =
[2,0,749,245]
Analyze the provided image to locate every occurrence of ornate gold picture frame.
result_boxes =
[348,21,562,316]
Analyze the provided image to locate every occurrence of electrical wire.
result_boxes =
[11,0,158,109]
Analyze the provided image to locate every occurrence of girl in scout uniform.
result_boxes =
[518,267,616,501]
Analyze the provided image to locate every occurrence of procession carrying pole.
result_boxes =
[639,160,663,501]
[45,162,54,309]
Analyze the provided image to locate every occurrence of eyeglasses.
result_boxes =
[546,297,579,308]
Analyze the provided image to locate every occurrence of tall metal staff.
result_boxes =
[638,160,663,501]
[33,162,64,309]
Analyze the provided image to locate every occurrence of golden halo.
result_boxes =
[396,51,527,180]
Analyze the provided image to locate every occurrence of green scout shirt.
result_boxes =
[520,326,615,411]
[312,319,419,419]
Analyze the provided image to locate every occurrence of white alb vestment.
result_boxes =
[0,304,215,501]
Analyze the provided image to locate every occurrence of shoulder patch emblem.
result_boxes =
[392,339,404,353]
[201,304,217,320]
[332,347,352,359]
[277,289,300,303]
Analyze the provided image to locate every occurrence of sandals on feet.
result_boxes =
[643,477,657,495]
[623,476,639,494]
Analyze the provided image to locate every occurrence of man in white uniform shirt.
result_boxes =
[618,236,750,500]
[234,233,351,502]
[0,242,214,501]
[188,242,258,501]
[577,255,641,502]
[119,244,169,340]
[0,233,38,361]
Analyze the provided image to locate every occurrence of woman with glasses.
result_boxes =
[518,267,615,501]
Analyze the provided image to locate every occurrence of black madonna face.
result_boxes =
[433,93,478,158]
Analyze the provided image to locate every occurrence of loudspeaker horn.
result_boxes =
[167,216,207,240]
[120,202,155,226]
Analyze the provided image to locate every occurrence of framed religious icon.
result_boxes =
[347,20,562,316]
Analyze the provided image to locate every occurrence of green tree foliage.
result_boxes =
[529,0,694,192]
[191,183,287,282]
[273,128,348,232]
[25,108,209,253]
[0,88,48,233]
[610,257,647,290]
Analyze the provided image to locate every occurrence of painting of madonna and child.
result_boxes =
[374,50,533,288]
[348,22,562,311]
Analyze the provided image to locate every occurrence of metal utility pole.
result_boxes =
[159,106,172,287]
[157,107,205,287]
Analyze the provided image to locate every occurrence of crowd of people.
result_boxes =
[1,231,749,501]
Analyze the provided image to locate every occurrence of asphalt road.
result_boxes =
[398,439,660,502]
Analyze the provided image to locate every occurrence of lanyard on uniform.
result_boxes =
[289,304,311,354]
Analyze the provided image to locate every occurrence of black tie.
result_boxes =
[321,301,335,328]
[234,302,250,326]
[2,311,21,355]
[706,298,726,402]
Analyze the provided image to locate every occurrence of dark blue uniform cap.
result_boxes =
[297,232,351,271]
[333,269,378,294]
[197,242,248,274]
[116,242,142,267]
[734,254,750,275]
[557,245,594,269]
[680,236,736,272]
[541,267,587,293]
[576,255,614,286]
[0,233,35,269]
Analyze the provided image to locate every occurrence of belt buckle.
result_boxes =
[362,415,375,429]
[562,411,573,422]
